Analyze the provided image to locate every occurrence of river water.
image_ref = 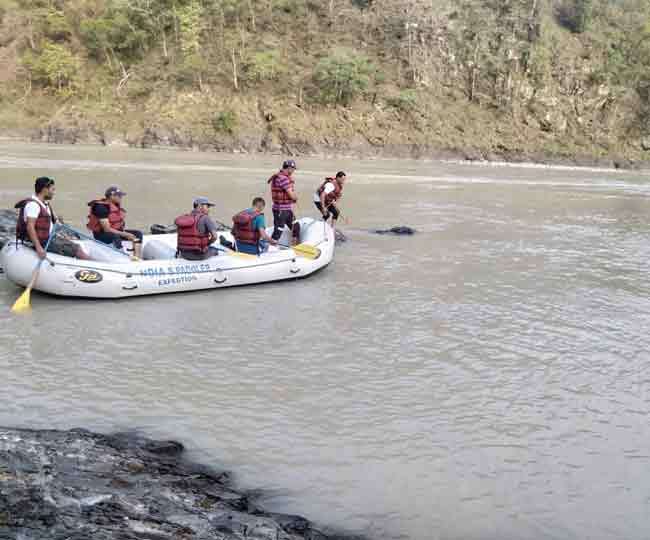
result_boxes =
[1,143,649,540]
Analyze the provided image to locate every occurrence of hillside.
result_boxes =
[1,0,649,166]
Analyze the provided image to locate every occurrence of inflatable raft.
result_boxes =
[0,218,334,299]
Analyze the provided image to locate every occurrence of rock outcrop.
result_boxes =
[371,226,416,235]
[0,209,17,249]
[0,427,363,540]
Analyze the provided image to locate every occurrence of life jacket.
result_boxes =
[317,177,343,206]
[175,212,209,254]
[232,209,261,245]
[14,198,53,244]
[87,199,126,234]
[268,172,295,206]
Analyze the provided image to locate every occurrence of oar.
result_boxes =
[279,243,321,260]
[11,232,55,313]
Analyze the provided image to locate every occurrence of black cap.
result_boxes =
[105,186,126,197]
[335,171,346,178]
[35,176,54,193]
[282,159,297,169]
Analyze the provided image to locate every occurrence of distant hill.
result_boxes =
[1,0,649,166]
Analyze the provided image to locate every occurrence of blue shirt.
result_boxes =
[236,212,267,254]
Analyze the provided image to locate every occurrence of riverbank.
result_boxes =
[1,121,647,171]
[0,427,363,540]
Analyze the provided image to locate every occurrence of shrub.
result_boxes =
[243,50,284,84]
[312,50,377,106]
[556,0,592,34]
[386,89,418,112]
[22,40,79,91]
[212,110,237,134]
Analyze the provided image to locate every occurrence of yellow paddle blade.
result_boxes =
[292,244,320,260]
[228,250,257,260]
[11,287,32,313]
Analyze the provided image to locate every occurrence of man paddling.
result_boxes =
[314,171,346,231]
[267,159,300,244]
[232,197,278,255]
[15,176,89,260]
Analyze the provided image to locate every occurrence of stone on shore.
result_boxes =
[0,427,363,540]
[0,209,17,249]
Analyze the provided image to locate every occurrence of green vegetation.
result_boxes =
[1,0,649,163]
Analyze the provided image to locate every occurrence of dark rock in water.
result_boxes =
[150,223,177,235]
[0,427,364,540]
[0,209,18,249]
[371,226,416,235]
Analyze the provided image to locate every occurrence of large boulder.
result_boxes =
[0,427,364,540]
[0,208,17,248]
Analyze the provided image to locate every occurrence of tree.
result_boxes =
[312,50,377,105]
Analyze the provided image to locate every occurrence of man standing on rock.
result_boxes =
[314,171,346,232]
[267,159,300,244]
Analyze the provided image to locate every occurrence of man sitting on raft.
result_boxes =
[232,197,278,255]
[175,197,221,260]
[87,186,143,259]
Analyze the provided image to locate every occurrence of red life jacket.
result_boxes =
[268,172,295,206]
[232,209,261,245]
[175,212,210,254]
[87,199,126,233]
[317,177,343,206]
[14,198,53,244]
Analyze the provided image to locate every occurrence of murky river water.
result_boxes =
[1,143,650,540]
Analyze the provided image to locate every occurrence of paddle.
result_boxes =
[278,243,320,260]
[11,230,55,313]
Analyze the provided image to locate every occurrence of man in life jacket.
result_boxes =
[314,171,346,231]
[267,159,300,244]
[175,197,221,260]
[15,176,90,260]
[232,197,278,255]
[87,186,143,258]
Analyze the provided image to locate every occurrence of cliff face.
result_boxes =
[0,0,649,167]
[0,427,361,540]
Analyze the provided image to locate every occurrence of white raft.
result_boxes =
[0,218,334,299]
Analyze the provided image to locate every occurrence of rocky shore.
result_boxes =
[0,128,647,171]
[0,427,363,540]
[0,210,16,250]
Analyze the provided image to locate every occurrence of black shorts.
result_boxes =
[94,229,143,249]
[314,201,340,221]
[272,209,301,241]
[178,246,219,260]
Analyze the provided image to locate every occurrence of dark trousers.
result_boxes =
[94,229,143,250]
[178,246,220,260]
[315,201,340,221]
[272,209,300,241]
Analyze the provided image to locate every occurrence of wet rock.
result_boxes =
[0,209,18,249]
[371,226,416,235]
[0,427,364,540]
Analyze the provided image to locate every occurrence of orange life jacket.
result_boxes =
[87,199,126,233]
[232,209,261,245]
[317,177,343,206]
[175,212,210,254]
[14,198,53,244]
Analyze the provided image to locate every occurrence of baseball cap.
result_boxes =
[282,159,297,169]
[193,196,215,207]
[105,186,126,197]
